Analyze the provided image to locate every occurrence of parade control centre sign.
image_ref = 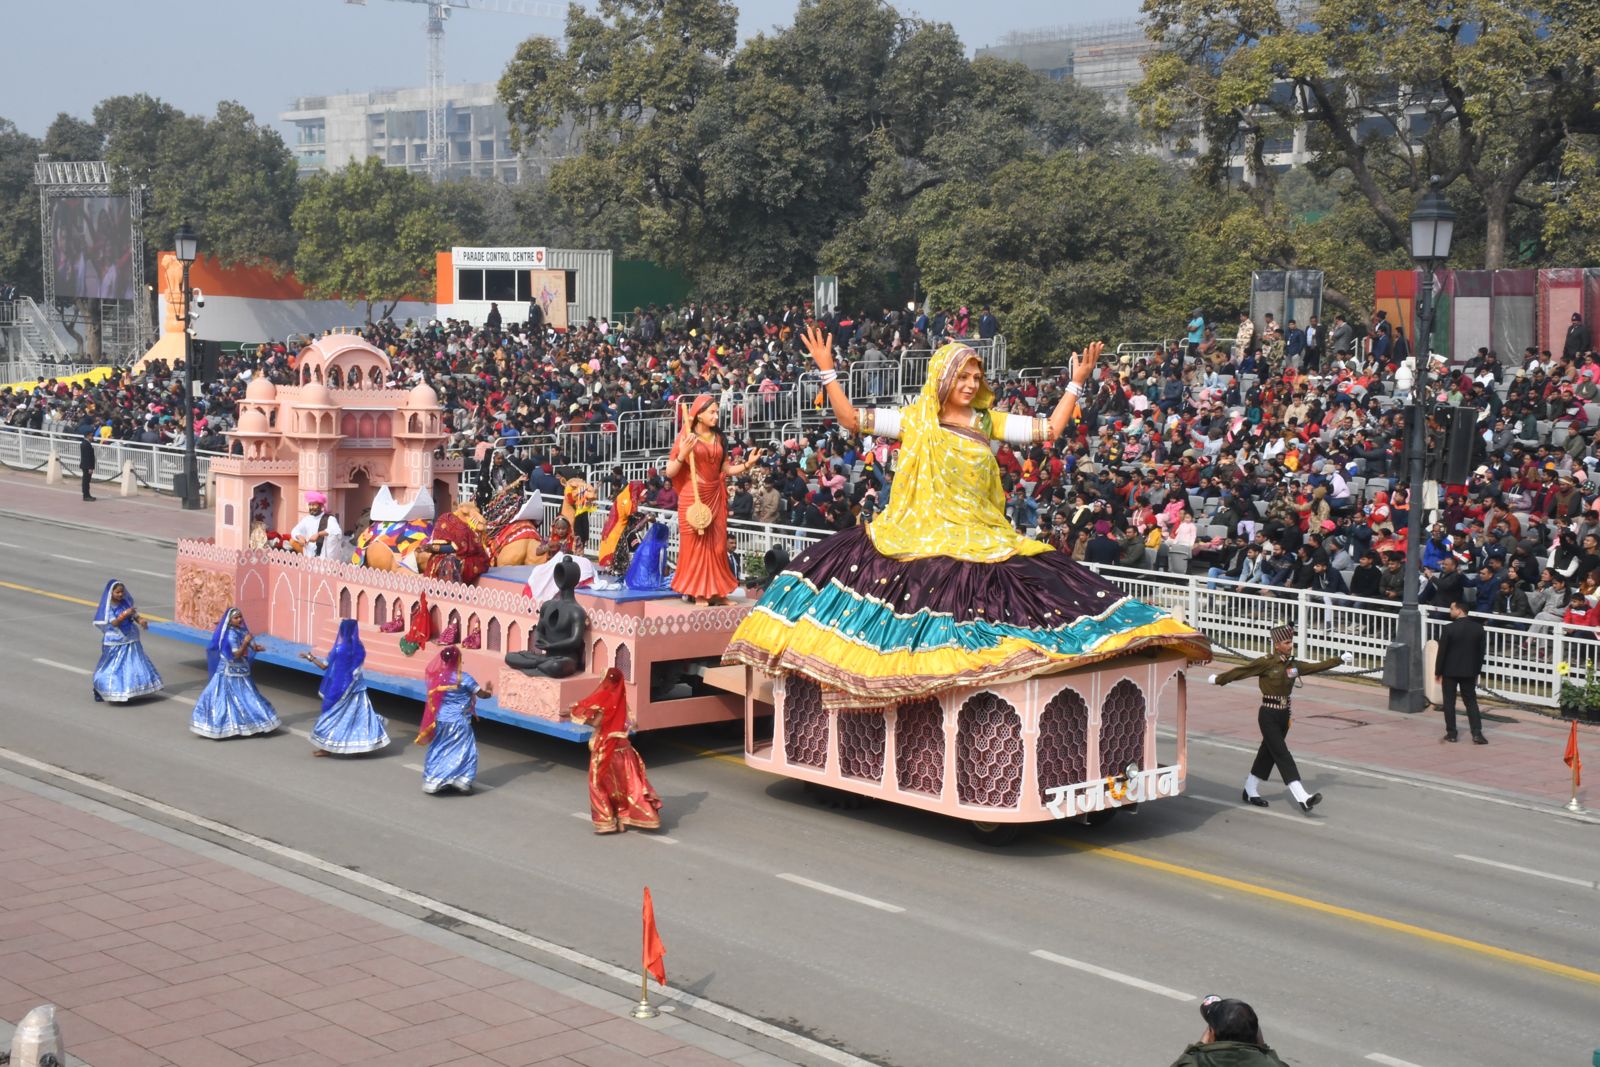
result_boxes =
[452,247,547,268]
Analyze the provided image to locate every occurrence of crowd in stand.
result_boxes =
[6,297,1600,629]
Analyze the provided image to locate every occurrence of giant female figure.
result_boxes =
[91,579,163,703]
[664,395,764,605]
[725,327,1207,709]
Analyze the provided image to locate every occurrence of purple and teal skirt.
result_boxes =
[725,527,1210,709]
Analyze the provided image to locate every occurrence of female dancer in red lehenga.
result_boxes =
[664,395,765,605]
[569,669,662,833]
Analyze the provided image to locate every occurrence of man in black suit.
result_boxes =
[79,426,97,501]
[1563,313,1591,361]
[1434,599,1488,744]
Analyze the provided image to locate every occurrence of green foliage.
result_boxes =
[912,152,1198,361]
[291,157,458,321]
[0,119,43,298]
[501,0,1137,308]
[1135,0,1600,270]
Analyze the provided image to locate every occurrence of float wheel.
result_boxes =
[968,821,1022,846]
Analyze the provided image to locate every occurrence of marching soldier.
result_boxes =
[1211,624,1350,814]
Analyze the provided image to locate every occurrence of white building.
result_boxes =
[281,81,577,181]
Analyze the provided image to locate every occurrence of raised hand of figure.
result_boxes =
[137,616,148,630]
[1071,341,1105,387]
[801,324,835,372]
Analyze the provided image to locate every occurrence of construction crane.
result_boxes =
[345,0,561,180]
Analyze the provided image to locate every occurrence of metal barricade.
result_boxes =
[554,425,618,467]
[617,408,678,458]
[848,361,900,406]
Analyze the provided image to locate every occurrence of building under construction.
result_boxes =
[975,19,1154,113]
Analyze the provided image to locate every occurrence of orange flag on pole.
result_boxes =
[642,887,666,985]
[1564,722,1582,789]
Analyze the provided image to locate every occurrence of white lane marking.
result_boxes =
[1454,854,1598,890]
[0,746,877,1067]
[286,727,312,740]
[1030,949,1195,1002]
[1366,1054,1429,1067]
[1188,792,1324,826]
[0,541,22,549]
[568,811,678,843]
[49,553,96,566]
[163,694,196,706]
[127,568,174,580]
[775,872,905,914]
[34,657,92,676]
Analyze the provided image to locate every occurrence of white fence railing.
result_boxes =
[0,425,226,495]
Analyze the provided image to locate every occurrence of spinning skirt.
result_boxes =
[191,668,281,739]
[725,526,1209,710]
[93,636,164,703]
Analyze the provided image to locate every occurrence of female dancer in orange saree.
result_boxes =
[569,669,662,833]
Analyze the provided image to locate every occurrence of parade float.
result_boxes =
[153,333,748,741]
[152,331,1199,844]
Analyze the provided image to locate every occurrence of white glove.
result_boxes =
[1208,674,1219,685]
[1340,651,1355,665]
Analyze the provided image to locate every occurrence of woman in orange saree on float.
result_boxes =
[664,395,765,606]
[569,669,662,833]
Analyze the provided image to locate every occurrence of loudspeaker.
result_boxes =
[198,341,222,383]
[1443,406,1480,485]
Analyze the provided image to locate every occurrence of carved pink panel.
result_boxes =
[838,711,885,783]
[956,692,1023,808]
[1100,679,1147,779]
[894,698,944,796]
[782,675,828,769]
[1037,686,1089,801]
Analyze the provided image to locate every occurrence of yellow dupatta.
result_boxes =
[865,343,1051,563]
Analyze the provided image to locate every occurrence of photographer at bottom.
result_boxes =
[1169,996,1290,1067]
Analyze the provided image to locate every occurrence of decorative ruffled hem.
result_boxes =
[191,717,280,739]
[93,679,165,703]
[311,732,391,754]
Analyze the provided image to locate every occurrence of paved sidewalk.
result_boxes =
[0,767,801,1067]
[1190,665,1596,814]
[0,473,214,546]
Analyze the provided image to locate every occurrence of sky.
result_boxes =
[1,0,1145,140]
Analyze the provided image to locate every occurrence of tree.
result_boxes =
[912,151,1201,362]
[292,157,456,322]
[501,0,1135,306]
[0,119,43,300]
[1135,0,1600,269]
[92,96,298,268]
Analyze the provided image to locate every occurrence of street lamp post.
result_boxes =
[173,223,200,511]
[1386,180,1455,713]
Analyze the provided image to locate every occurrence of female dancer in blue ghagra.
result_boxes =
[301,619,389,756]
[91,579,164,703]
[191,608,281,739]
[414,645,493,794]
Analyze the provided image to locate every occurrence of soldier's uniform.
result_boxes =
[1215,624,1341,813]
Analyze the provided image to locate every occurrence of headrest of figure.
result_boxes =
[553,554,580,594]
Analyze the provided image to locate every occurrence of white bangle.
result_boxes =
[1066,382,1083,399]
[818,370,838,386]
